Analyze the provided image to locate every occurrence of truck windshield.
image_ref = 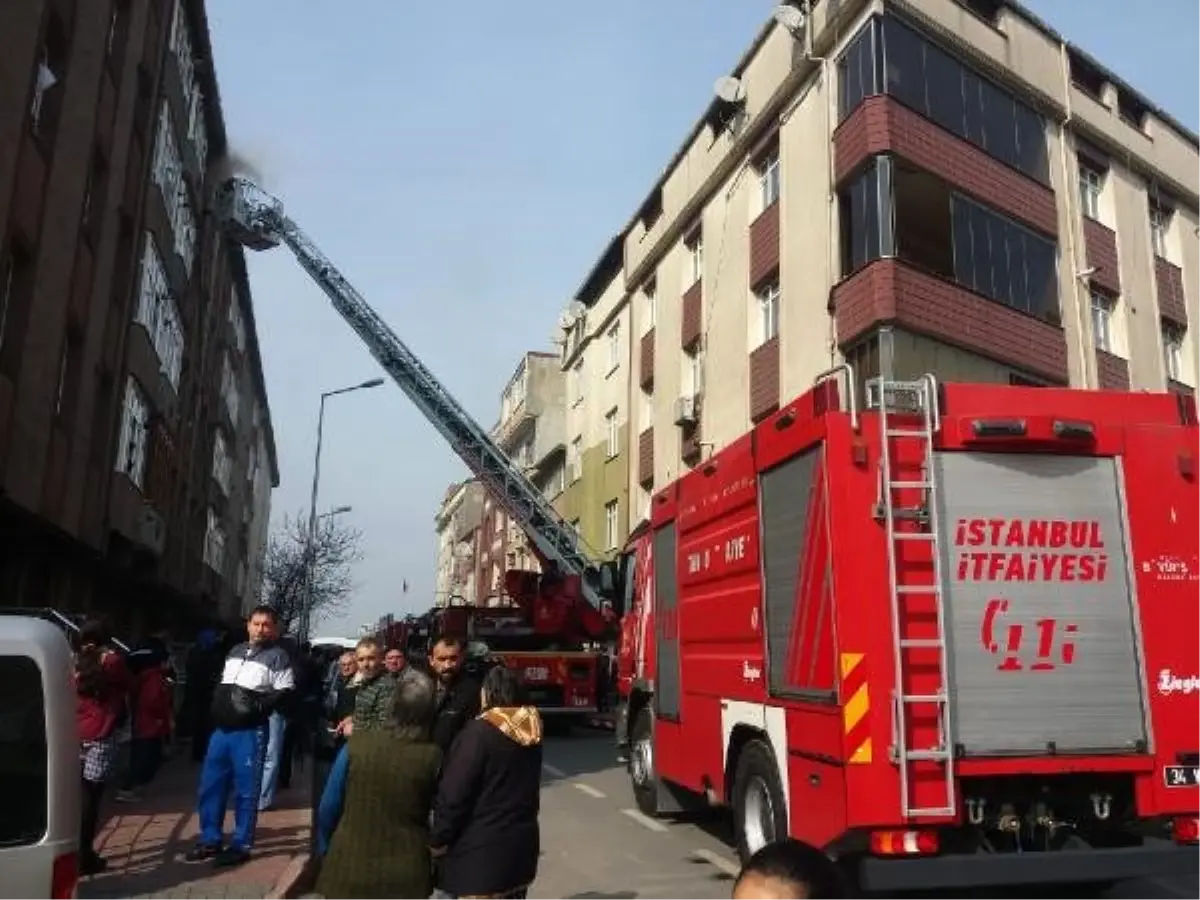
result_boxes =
[621,551,637,613]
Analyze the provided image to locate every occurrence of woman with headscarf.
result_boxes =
[430,665,544,899]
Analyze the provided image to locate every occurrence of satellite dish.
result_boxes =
[557,310,575,330]
[568,300,586,318]
[713,75,746,105]
[772,4,807,33]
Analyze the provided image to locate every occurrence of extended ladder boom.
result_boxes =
[215,177,603,611]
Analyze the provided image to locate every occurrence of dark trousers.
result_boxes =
[121,737,164,791]
[80,778,105,858]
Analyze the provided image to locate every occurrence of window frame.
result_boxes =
[604,499,620,551]
[115,376,149,488]
[1078,162,1104,221]
[1149,202,1171,259]
[606,323,620,373]
[1163,324,1184,382]
[605,407,619,458]
[1091,291,1115,354]
[757,145,781,211]
[685,232,704,287]
[756,280,781,346]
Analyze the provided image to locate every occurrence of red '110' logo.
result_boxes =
[980,598,1078,672]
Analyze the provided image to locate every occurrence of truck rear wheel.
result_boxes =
[732,739,787,863]
[628,704,657,817]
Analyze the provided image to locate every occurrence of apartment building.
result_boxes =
[473,352,566,601]
[0,0,278,633]
[618,0,1196,521]
[433,479,484,607]
[556,237,633,555]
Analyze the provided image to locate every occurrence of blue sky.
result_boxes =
[206,1,1198,634]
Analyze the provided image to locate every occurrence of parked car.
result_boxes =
[0,615,81,898]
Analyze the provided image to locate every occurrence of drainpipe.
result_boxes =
[1058,41,1092,388]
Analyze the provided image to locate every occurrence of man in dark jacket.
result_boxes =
[426,634,481,754]
[187,605,294,868]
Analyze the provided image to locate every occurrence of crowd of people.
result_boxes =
[70,605,850,899]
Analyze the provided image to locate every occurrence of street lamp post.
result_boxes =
[299,378,384,641]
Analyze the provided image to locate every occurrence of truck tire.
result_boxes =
[627,704,658,817]
[732,739,788,863]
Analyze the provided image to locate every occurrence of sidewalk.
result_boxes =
[80,748,311,900]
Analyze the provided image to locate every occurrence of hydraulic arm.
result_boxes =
[214,177,609,618]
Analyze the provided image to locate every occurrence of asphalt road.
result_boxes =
[531,728,1199,900]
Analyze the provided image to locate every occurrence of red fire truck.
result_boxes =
[432,589,606,722]
[613,369,1199,892]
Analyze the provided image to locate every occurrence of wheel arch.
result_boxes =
[724,723,768,803]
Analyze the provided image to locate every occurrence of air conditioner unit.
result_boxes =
[135,503,166,556]
[673,394,700,427]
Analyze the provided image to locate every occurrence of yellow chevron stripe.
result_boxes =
[840,651,864,679]
[848,737,873,764]
[843,683,870,733]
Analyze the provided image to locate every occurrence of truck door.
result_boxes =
[933,450,1147,756]
[653,524,681,721]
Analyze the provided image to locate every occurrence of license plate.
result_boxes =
[1163,766,1199,788]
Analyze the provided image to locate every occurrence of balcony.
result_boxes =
[1082,218,1121,295]
[749,202,780,289]
[1095,349,1130,391]
[1155,257,1187,326]
[681,281,702,350]
[638,427,654,486]
[749,337,780,423]
[639,330,655,389]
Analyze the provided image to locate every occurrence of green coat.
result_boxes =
[315,729,442,899]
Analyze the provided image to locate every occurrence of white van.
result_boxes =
[0,616,80,898]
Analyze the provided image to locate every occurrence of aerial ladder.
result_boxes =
[214,177,616,643]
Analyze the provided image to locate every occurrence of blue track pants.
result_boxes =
[196,724,268,851]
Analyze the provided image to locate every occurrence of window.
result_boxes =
[1078,162,1104,221]
[685,231,703,286]
[950,194,1058,321]
[151,103,196,274]
[838,19,879,120]
[30,18,67,139]
[571,359,583,406]
[640,388,654,431]
[643,281,657,332]
[1163,323,1185,382]
[606,323,620,372]
[841,15,1049,184]
[169,0,196,109]
[204,507,226,573]
[187,86,208,176]
[840,160,883,275]
[605,407,619,458]
[0,250,17,351]
[115,377,149,487]
[221,353,240,424]
[684,349,703,396]
[1091,291,1115,353]
[1149,201,1172,259]
[81,150,109,241]
[212,429,231,495]
[755,280,780,346]
[841,156,1057,321]
[134,234,185,389]
[604,499,620,551]
[0,656,47,847]
[229,293,246,352]
[569,436,582,482]
[757,144,781,211]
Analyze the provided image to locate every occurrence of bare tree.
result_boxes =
[260,512,363,636]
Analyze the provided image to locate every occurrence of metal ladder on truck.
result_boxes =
[212,177,610,625]
[869,373,955,819]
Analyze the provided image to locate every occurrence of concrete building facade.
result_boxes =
[0,0,278,633]
[433,479,484,607]
[474,352,565,601]
[613,0,1196,529]
[555,239,633,557]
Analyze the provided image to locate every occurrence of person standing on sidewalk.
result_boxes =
[115,655,174,802]
[75,618,134,876]
[187,605,294,868]
[425,634,481,755]
[429,665,543,899]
